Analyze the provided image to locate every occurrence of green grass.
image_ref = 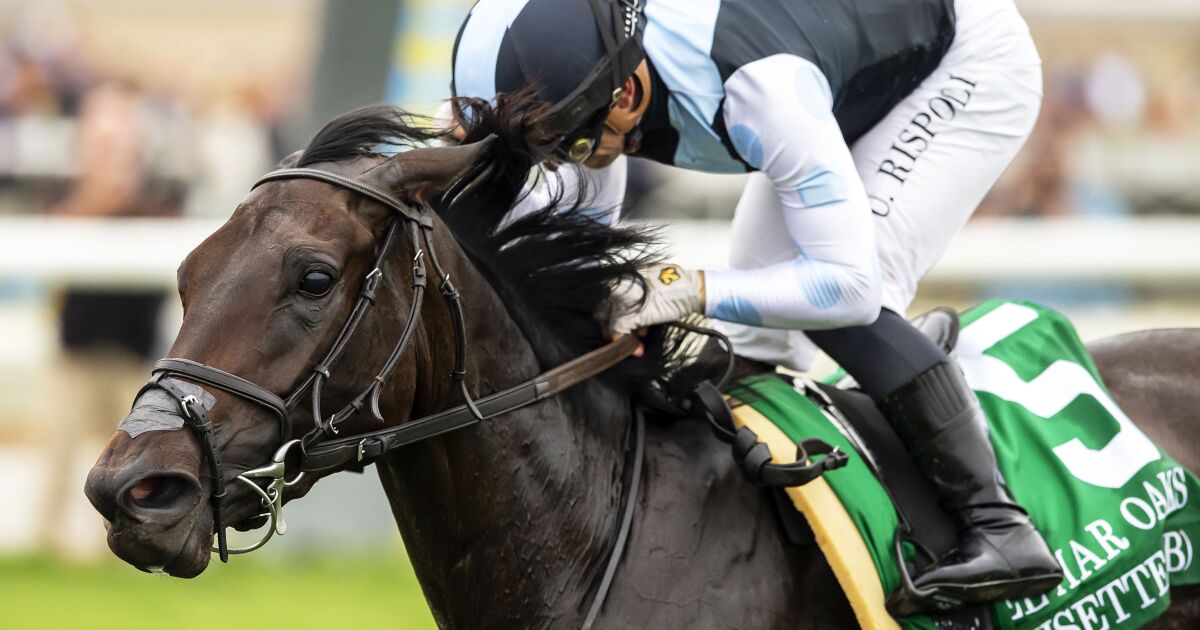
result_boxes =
[0,552,437,630]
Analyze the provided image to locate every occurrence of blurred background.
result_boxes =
[0,0,1196,628]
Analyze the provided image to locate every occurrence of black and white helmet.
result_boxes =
[452,0,645,161]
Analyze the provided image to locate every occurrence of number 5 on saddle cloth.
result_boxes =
[693,300,1200,630]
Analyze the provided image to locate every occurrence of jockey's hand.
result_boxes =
[609,264,706,337]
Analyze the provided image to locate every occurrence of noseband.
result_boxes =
[134,166,641,564]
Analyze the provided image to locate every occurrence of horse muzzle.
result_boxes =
[84,433,213,576]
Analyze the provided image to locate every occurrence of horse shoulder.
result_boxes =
[597,418,854,630]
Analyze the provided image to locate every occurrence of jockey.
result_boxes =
[450,0,1062,614]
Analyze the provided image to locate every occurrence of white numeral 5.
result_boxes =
[956,303,1159,489]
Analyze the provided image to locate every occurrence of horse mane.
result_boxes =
[295,105,442,167]
[293,97,684,393]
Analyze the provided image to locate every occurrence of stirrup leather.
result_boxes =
[731,426,849,487]
[692,381,849,487]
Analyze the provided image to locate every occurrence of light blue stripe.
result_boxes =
[795,168,848,208]
[713,296,763,327]
[728,124,763,169]
[644,0,742,173]
[453,0,531,100]
[794,259,844,309]
[667,99,745,173]
[792,59,834,120]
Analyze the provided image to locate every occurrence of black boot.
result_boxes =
[879,360,1063,616]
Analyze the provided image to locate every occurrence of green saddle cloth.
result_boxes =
[728,299,1200,629]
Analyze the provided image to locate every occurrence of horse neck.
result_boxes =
[377,224,629,629]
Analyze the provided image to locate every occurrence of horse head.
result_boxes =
[83,107,493,577]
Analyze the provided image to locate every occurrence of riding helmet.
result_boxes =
[451,0,646,161]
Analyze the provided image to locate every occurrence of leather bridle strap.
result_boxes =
[299,334,641,473]
[255,168,427,224]
[141,373,231,561]
[422,226,484,422]
[150,358,290,440]
[282,216,406,424]
[306,219,429,435]
[136,359,292,563]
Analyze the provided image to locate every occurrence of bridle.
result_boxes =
[134,165,642,580]
[137,163,645,549]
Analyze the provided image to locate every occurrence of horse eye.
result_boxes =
[298,270,334,297]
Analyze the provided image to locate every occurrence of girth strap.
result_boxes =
[581,405,645,629]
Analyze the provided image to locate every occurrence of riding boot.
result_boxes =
[879,359,1063,616]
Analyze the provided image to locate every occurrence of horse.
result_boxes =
[84,96,1200,629]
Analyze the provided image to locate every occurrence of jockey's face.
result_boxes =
[584,60,651,169]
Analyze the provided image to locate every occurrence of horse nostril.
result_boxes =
[122,474,199,512]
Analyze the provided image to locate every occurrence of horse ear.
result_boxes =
[276,150,303,169]
[364,135,496,205]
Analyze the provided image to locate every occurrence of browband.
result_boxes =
[254,168,429,226]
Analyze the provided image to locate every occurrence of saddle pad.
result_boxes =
[727,299,1200,629]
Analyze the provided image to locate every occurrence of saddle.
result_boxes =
[700,308,994,629]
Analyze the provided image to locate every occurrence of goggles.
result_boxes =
[542,0,645,164]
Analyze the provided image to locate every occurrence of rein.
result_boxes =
[134,165,644,623]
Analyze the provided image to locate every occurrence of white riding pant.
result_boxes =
[719,0,1043,371]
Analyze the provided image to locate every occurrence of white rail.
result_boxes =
[0,216,1197,287]
[0,216,224,287]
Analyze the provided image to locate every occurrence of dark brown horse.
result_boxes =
[84,100,1200,628]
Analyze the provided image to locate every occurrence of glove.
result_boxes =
[609,263,706,334]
